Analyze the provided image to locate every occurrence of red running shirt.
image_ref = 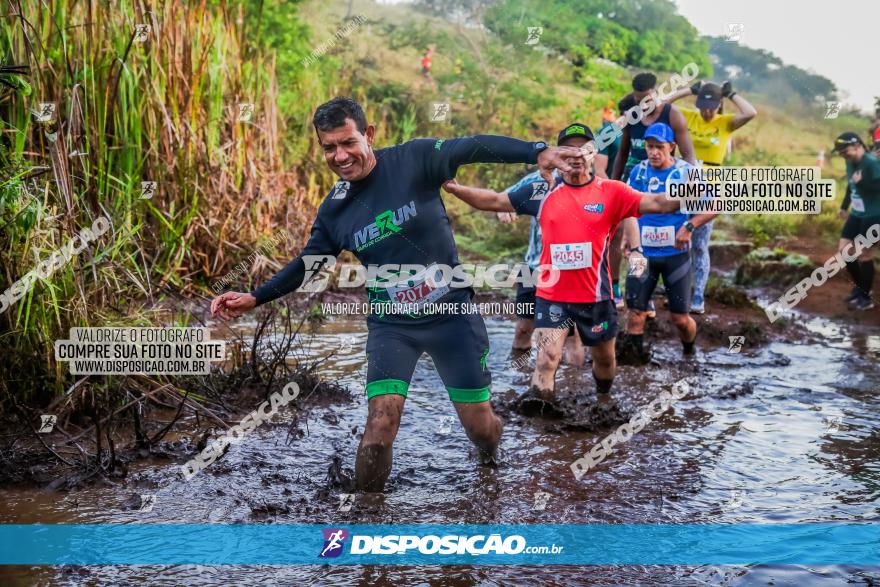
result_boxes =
[508,176,642,303]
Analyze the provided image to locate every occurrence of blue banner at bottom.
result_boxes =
[1,524,878,565]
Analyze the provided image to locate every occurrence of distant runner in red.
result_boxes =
[444,123,682,417]
[421,46,434,79]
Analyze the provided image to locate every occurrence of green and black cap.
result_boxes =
[556,123,594,145]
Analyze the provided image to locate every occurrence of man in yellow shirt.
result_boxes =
[666,81,757,312]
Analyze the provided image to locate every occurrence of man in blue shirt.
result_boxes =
[623,123,717,360]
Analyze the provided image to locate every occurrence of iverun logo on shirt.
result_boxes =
[353,201,418,251]
[583,203,604,214]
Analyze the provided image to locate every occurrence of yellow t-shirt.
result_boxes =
[682,110,736,165]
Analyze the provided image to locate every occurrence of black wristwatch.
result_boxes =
[684,221,695,232]
[631,246,644,254]
[533,141,549,156]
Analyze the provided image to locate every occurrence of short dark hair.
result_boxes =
[313,96,368,134]
[618,93,637,113]
[632,73,657,92]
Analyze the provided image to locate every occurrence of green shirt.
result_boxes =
[848,152,880,218]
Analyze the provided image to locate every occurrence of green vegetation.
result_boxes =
[0,0,310,400]
[481,0,713,75]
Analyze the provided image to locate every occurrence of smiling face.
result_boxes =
[317,118,377,181]
[839,143,864,162]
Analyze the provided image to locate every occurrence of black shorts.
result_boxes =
[841,215,880,242]
[534,296,618,346]
[626,252,692,314]
[365,312,491,403]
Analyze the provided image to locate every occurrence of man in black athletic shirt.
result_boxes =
[210,97,583,491]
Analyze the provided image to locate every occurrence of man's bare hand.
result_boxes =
[442,179,460,194]
[211,292,256,321]
[496,211,517,223]
[537,146,586,188]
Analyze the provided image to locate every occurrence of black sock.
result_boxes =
[593,373,613,395]
[630,333,644,353]
[859,261,875,296]
[682,329,697,355]
[846,260,863,291]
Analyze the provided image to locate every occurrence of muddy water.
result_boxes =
[2,314,880,586]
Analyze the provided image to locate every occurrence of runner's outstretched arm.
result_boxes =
[210,217,340,320]
[637,193,683,215]
[669,107,697,165]
[424,135,583,188]
[442,179,515,213]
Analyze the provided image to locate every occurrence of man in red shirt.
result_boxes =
[443,123,681,415]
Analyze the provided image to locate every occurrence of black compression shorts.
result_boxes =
[365,311,491,403]
[625,252,692,314]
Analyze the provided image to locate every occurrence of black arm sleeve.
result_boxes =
[841,184,851,211]
[251,257,308,306]
[418,135,539,185]
[250,216,339,306]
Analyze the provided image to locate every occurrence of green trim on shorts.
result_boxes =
[447,386,491,403]
[366,379,409,399]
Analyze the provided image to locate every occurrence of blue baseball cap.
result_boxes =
[644,122,675,143]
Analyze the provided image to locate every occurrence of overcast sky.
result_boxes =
[674,0,876,112]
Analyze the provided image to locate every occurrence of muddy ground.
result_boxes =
[2,230,879,586]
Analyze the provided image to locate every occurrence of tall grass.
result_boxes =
[0,0,312,401]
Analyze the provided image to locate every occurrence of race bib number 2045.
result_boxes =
[550,242,591,270]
